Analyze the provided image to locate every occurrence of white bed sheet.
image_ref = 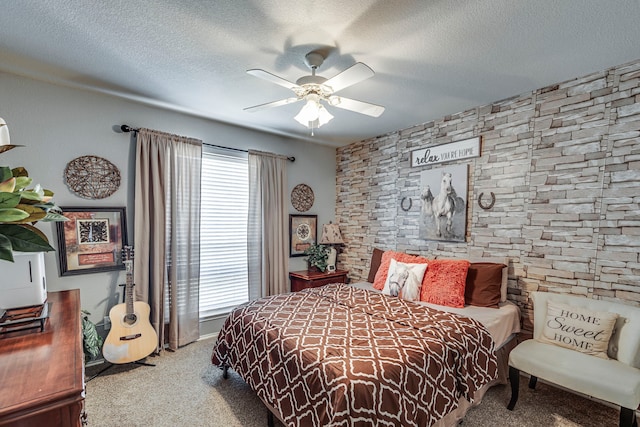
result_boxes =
[350,281,521,348]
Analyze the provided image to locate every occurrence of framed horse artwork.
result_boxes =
[419,164,468,242]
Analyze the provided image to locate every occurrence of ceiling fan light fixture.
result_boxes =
[294,95,333,129]
[245,51,384,134]
[316,104,334,127]
[294,99,319,126]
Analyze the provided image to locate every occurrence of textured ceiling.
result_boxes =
[1,1,639,146]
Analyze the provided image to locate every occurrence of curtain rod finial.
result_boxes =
[119,124,139,133]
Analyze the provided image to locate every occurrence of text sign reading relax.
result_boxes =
[411,137,481,167]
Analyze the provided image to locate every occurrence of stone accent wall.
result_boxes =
[336,58,640,330]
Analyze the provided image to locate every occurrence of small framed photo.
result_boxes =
[289,214,317,257]
[56,207,127,276]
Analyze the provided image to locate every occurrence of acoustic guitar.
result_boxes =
[103,246,158,364]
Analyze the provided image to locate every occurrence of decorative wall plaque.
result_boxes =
[411,136,481,168]
[64,155,121,199]
[291,183,314,212]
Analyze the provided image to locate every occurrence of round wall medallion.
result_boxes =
[291,183,314,212]
[296,223,311,241]
[64,155,121,199]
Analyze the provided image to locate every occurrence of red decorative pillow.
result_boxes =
[465,263,506,308]
[420,259,470,308]
[373,250,429,290]
[367,248,385,283]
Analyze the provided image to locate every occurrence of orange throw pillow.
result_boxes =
[373,250,429,290]
[420,259,470,308]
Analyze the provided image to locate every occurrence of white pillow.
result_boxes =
[537,300,619,359]
[382,259,427,302]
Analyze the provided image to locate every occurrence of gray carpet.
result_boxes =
[85,337,622,426]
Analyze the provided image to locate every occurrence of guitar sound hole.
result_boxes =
[124,314,138,325]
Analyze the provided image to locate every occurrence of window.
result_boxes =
[199,148,249,318]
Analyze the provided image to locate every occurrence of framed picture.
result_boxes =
[289,214,317,257]
[419,164,468,242]
[56,207,127,276]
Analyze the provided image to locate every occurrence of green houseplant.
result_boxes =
[81,310,104,362]
[304,243,329,272]
[0,119,66,262]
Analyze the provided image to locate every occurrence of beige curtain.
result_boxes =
[134,128,202,352]
[247,150,289,299]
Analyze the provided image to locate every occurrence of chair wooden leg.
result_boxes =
[267,410,274,427]
[528,375,537,389]
[507,366,520,410]
[619,407,636,427]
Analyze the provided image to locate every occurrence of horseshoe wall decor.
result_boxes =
[400,197,412,212]
[477,192,496,210]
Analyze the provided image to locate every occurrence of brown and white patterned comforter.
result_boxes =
[211,283,498,427]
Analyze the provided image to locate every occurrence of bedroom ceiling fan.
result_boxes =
[244,51,385,135]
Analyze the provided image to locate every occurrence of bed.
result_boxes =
[212,271,521,426]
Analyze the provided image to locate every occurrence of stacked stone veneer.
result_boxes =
[336,59,640,330]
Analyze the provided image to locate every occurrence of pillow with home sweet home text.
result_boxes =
[537,300,618,359]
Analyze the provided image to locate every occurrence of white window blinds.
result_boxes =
[199,148,249,318]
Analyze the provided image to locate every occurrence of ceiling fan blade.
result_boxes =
[246,69,301,91]
[324,63,375,93]
[244,97,301,113]
[328,96,385,117]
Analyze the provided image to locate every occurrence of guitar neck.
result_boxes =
[122,246,135,318]
[125,267,134,316]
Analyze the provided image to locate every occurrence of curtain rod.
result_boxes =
[120,125,295,162]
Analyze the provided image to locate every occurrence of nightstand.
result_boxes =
[289,269,349,292]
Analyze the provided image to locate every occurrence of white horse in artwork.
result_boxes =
[421,172,457,237]
[421,185,434,217]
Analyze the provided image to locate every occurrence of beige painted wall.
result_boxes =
[336,58,640,330]
[0,71,337,328]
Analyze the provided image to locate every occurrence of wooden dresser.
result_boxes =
[289,269,349,292]
[0,289,85,427]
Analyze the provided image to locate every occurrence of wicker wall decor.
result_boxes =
[64,155,121,199]
[291,183,314,212]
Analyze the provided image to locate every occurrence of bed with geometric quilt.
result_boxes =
[212,282,519,426]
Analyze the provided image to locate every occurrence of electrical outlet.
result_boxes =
[103,316,111,330]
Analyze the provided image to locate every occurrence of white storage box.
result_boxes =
[0,252,47,309]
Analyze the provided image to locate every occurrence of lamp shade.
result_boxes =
[320,223,344,244]
[294,95,334,129]
[315,104,333,127]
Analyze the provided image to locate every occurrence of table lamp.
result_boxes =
[320,223,344,272]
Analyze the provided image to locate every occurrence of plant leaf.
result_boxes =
[20,223,50,243]
[0,191,20,209]
[0,167,11,182]
[0,207,30,222]
[13,176,32,192]
[11,167,28,177]
[18,189,43,202]
[0,177,16,193]
[11,204,46,223]
[41,211,68,222]
[0,233,14,262]
[0,224,54,252]
[82,316,104,361]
